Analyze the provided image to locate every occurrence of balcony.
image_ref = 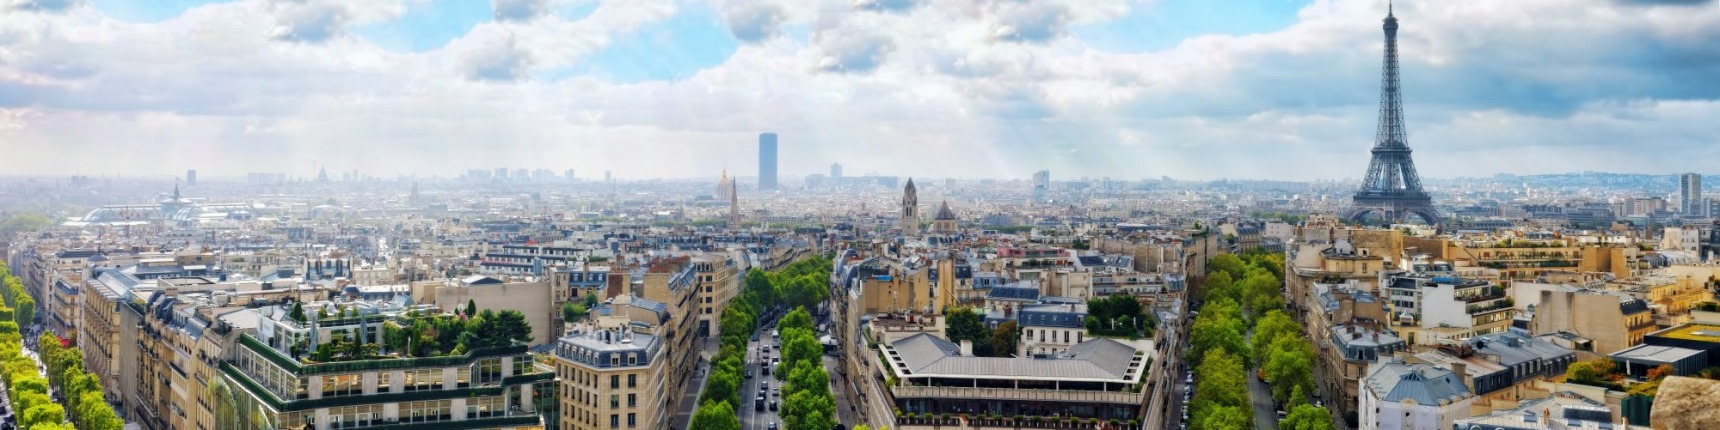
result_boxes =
[892,385,1141,405]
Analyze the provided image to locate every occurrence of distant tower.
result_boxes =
[1346,3,1440,226]
[901,178,919,234]
[409,181,421,203]
[727,177,742,228]
[1032,170,1050,201]
[830,163,843,179]
[759,133,778,190]
[316,167,330,183]
[185,169,197,186]
[1680,173,1702,215]
[565,169,576,182]
[933,200,958,234]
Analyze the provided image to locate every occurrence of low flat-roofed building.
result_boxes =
[878,332,1148,423]
[1608,322,1720,378]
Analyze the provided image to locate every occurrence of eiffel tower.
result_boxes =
[1347,2,1440,226]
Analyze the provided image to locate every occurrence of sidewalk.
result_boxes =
[669,336,721,430]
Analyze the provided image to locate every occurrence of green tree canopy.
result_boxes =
[1279,404,1337,430]
[943,306,992,356]
[690,400,742,430]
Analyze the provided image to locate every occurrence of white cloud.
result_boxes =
[0,0,1715,181]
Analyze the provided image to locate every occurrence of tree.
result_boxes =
[943,307,991,356]
[1279,404,1336,430]
[1566,358,1617,385]
[1264,336,1316,404]
[1196,404,1252,430]
[1202,271,1237,303]
[22,403,64,429]
[1208,254,1247,282]
[989,321,1020,358]
[780,307,815,333]
[490,310,533,346]
[583,291,600,309]
[746,269,777,306]
[690,400,742,430]
[289,302,306,323]
[562,301,587,323]
[1188,298,1249,366]
[1250,311,1300,363]
[465,299,478,317]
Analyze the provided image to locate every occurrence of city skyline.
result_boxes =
[1,0,1716,181]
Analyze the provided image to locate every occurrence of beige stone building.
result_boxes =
[430,276,557,345]
[551,327,668,430]
[1528,287,1654,355]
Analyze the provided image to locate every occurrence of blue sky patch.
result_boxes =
[1075,0,1312,53]
[553,2,739,83]
[88,0,231,22]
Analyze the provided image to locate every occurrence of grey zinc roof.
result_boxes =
[889,333,1136,382]
[1468,332,1574,367]
[1366,362,1472,405]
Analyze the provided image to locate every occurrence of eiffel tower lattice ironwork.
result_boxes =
[1347,2,1440,226]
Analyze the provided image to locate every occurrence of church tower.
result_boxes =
[727,176,741,229]
[901,178,919,235]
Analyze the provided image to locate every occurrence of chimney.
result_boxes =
[1450,362,1470,392]
[960,340,973,356]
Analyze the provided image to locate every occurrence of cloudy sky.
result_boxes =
[1,0,1716,182]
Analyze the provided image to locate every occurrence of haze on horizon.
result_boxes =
[0,0,1716,182]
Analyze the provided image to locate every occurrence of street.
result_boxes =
[1244,332,1278,430]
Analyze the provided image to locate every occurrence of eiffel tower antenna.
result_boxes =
[1348,1,1439,226]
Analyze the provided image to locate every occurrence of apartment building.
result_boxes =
[1017,303,1088,357]
[1526,286,1654,354]
[1382,272,1516,346]
[692,252,743,337]
[1358,361,1476,430]
[1322,322,1407,416]
[220,305,554,430]
[1410,333,1577,414]
[635,257,699,412]
[550,327,667,430]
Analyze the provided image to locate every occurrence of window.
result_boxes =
[627,393,636,407]
[376,372,391,393]
[627,413,636,427]
[611,414,620,428]
[321,374,362,397]
[405,369,443,392]
[611,395,620,408]
[476,358,503,385]
[469,396,506,419]
[611,375,619,389]
[628,374,636,388]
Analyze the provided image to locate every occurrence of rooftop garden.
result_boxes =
[282,300,532,363]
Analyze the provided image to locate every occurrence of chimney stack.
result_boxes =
[1450,362,1471,392]
[960,340,973,356]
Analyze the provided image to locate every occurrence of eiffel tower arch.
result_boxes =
[1348,2,1440,226]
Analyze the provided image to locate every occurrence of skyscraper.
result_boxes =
[830,163,842,179]
[185,169,196,186]
[758,133,778,190]
[1032,170,1050,200]
[1680,173,1702,215]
